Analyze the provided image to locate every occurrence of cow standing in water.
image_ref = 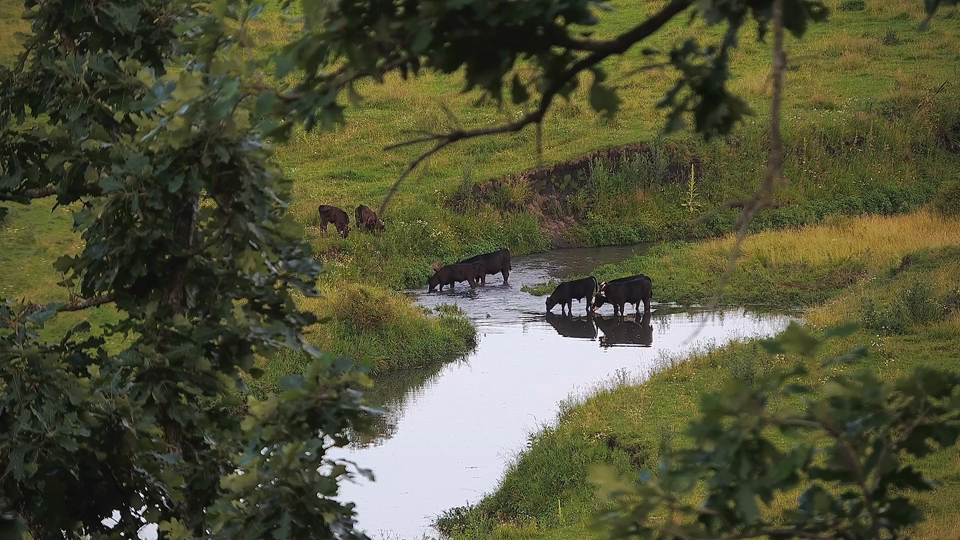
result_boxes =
[593,274,651,313]
[428,262,486,292]
[458,249,511,285]
[355,204,385,232]
[318,205,350,239]
[546,276,599,316]
[594,275,652,318]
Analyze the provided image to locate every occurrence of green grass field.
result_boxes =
[3,0,959,293]
[438,211,960,539]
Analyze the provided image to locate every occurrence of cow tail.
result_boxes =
[590,276,599,294]
[505,249,512,270]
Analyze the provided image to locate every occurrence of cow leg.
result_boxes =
[502,269,510,284]
[468,277,477,289]
[481,273,486,285]
[586,294,593,315]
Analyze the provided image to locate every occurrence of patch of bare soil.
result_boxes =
[454,142,698,247]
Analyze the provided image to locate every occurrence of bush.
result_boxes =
[881,28,903,46]
[839,0,865,10]
[860,298,908,335]
[933,178,960,217]
[903,281,945,324]
[941,289,960,314]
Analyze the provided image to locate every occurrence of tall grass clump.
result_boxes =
[529,211,960,307]
[933,178,960,217]
[252,283,476,394]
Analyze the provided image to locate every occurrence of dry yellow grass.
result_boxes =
[713,210,960,271]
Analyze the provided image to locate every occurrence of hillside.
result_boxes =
[2,0,959,294]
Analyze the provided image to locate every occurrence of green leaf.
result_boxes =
[510,74,529,105]
[412,25,433,53]
[589,82,620,119]
[0,513,28,540]
[823,322,859,339]
[159,519,191,540]
[761,322,820,357]
[736,486,760,523]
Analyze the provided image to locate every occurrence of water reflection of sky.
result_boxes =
[336,246,798,540]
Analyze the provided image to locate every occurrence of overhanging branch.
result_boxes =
[380,0,695,212]
[0,184,103,202]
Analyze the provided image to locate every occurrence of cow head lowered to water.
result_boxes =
[545,276,599,316]
[427,262,485,292]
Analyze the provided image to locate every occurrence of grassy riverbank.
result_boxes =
[524,210,960,306]
[438,211,960,539]
[250,284,476,395]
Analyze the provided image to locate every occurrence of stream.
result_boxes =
[337,244,797,540]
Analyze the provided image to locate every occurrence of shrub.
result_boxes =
[881,28,903,46]
[860,298,908,334]
[728,354,757,386]
[839,0,865,10]
[903,280,945,324]
[933,178,960,217]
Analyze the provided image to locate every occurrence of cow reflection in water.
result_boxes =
[596,311,653,348]
[544,312,598,340]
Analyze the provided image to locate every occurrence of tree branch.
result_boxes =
[185,213,233,257]
[380,0,695,209]
[60,293,116,312]
[683,0,785,344]
[0,184,103,202]
[13,294,117,320]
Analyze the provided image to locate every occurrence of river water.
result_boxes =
[338,245,796,539]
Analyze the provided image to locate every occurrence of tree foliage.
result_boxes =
[0,0,956,540]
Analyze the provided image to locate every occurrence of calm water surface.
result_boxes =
[337,245,795,539]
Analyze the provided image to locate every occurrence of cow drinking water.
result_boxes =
[318,205,350,238]
[458,249,511,285]
[546,276,599,316]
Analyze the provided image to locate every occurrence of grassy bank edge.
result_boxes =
[439,211,960,539]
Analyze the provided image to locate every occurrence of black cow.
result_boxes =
[546,276,599,316]
[355,204,385,232]
[428,262,485,292]
[458,249,511,285]
[593,274,650,313]
[545,312,598,340]
[596,311,653,348]
[593,275,652,318]
[318,205,350,238]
